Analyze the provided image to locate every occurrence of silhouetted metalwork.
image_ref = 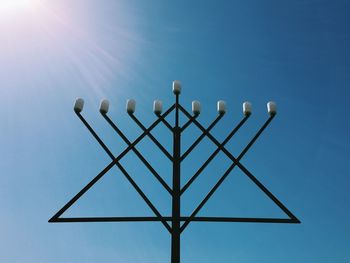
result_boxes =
[49,82,300,263]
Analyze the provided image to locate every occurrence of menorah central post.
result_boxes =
[49,80,300,263]
[171,86,181,263]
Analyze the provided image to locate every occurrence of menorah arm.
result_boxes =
[181,161,300,232]
[237,115,274,159]
[129,113,173,161]
[49,151,120,223]
[179,104,266,172]
[180,115,250,195]
[102,104,174,166]
[102,113,172,194]
[179,105,300,232]
[180,114,199,132]
[158,115,173,131]
[50,112,173,233]
[181,113,224,161]
[115,104,175,162]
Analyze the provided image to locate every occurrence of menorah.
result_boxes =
[49,81,300,263]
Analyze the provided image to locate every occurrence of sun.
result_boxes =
[0,0,41,17]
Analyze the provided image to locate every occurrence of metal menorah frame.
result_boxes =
[49,81,300,263]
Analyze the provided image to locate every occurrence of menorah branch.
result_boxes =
[181,115,250,195]
[180,115,197,132]
[181,113,224,161]
[158,114,174,131]
[129,113,173,160]
[76,112,172,232]
[50,106,176,232]
[180,113,299,232]
[179,114,274,231]
[102,112,172,194]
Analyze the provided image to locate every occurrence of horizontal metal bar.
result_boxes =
[187,217,301,224]
[49,216,300,224]
[49,217,168,223]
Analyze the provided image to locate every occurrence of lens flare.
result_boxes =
[0,0,41,17]
[0,0,142,100]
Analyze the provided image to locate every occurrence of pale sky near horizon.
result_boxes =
[1,0,349,262]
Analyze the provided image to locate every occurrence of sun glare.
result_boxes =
[0,0,40,17]
[0,0,140,99]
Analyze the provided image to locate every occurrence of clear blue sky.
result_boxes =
[1,0,349,262]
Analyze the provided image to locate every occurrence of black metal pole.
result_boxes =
[171,93,181,263]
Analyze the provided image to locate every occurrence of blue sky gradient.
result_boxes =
[1,0,349,262]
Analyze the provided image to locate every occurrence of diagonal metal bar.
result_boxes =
[110,104,174,167]
[179,105,299,232]
[180,115,274,231]
[158,115,174,131]
[180,114,199,132]
[129,114,173,160]
[179,104,265,173]
[180,115,250,195]
[55,112,172,232]
[49,106,175,233]
[102,113,172,194]
[180,113,224,161]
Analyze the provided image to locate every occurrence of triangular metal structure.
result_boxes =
[50,83,300,263]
